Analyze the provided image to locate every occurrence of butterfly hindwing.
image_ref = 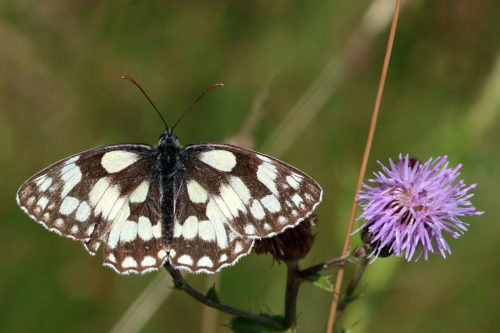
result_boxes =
[179,143,323,239]
[169,173,254,273]
[100,171,170,274]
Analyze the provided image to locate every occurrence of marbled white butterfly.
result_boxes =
[16,78,322,274]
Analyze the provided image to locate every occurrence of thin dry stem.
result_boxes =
[326,1,402,332]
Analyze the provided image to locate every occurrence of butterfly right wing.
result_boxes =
[16,144,170,274]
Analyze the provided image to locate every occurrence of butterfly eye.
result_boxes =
[159,133,166,140]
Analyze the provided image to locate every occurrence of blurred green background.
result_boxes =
[1,0,499,332]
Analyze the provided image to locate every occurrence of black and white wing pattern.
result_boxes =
[17,135,322,275]
[168,143,322,272]
[16,144,169,274]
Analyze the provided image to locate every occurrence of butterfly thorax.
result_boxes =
[157,132,184,177]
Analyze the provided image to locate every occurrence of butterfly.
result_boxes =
[16,77,323,274]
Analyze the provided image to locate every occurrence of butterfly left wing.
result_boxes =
[168,171,254,273]
[178,143,323,239]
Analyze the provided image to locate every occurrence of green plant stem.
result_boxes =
[165,264,285,330]
[164,251,364,331]
[284,260,300,328]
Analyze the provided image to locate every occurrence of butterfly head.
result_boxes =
[158,131,181,148]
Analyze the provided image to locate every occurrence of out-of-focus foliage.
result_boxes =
[1,1,498,332]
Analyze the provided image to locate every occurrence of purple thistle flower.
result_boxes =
[357,154,483,261]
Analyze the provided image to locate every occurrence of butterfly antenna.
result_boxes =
[121,75,169,131]
[171,83,224,133]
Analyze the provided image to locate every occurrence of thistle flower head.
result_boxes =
[357,154,483,261]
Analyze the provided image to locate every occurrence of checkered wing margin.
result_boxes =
[16,144,168,274]
[168,143,322,272]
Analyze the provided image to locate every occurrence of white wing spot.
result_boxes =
[264,223,271,230]
[122,256,138,268]
[206,199,228,249]
[234,242,243,253]
[257,155,272,163]
[107,203,131,249]
[292,210,298,217]
[89,178,111,207]
[182,216,198,240]
[70,225,79,234]
[178,255,193,266]
[200,150,236,172]
[197,256,213,268]
[75,202,91,222]
[220,184,246,217]
[86,224,95,236]
[108,253,116,263]
[278,216,287,224]
[186,180,208,203]
[120,220,138,242]
[39,177,52,192]
[152,223,162,239]
[250,199,265,220]
[65,156,80,165]
[257,163,278,195]
[35,174,47,187]
[36,196,49,209]
[141,256,156,267]
[55,218,64,227]
[305,193,313,202]
[59,196,79,215]
[219,254,228,262]
[286,175,300,190]
[158,249,167,259]
[138,216,153,241]
[61,164,82,198]
[230,176,251,204]
[244,224,256,235]
[261,195,281,213]
[173,219,182,238]
[26,196,35,207]
[213,195,234,219]
[101,150,139,173]
[198,220,216,241]
[292,194,303,207]
[94,184,121,220]
[107,195,127,222]
[43,212,50,221]
[130,180,150,203]
[169,249,176,258]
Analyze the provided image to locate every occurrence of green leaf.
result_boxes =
[303,273,333,292]
[229,315,287,333]
[206,284,220,304]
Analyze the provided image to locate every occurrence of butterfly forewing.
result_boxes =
[16,144,169,273]
[180,143,322,239]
